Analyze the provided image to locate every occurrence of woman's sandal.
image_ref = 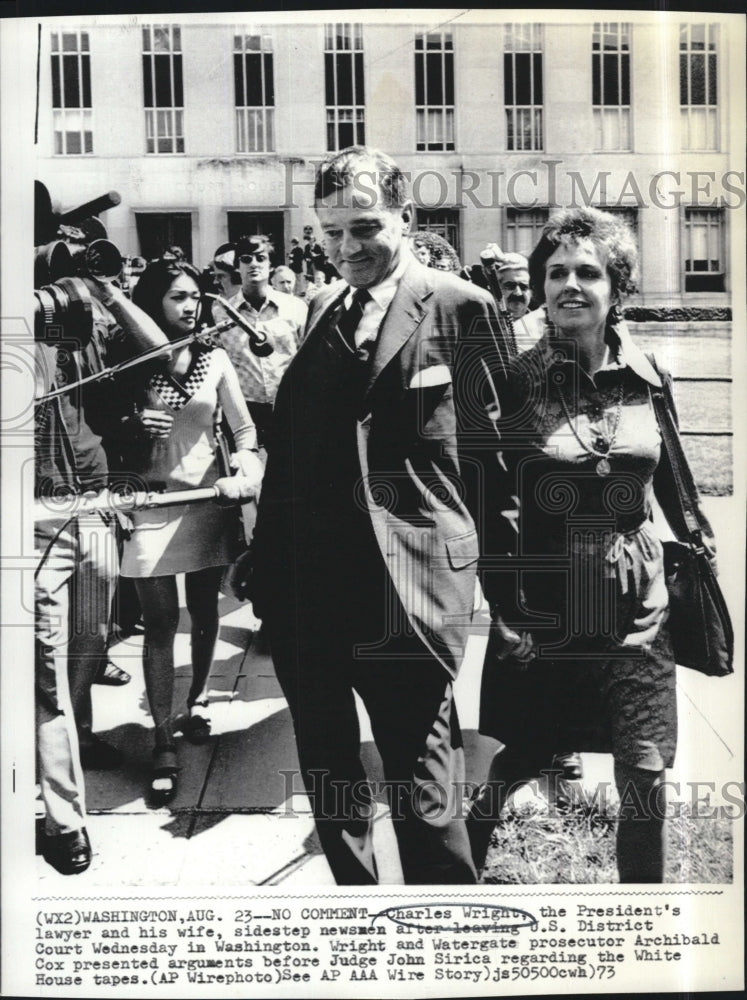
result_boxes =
[149,745,178,807]
[182,705,212,745]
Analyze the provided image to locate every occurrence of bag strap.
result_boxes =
[213,404,233,479]
[647,354,705,552]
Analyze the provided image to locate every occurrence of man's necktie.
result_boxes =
[337,288,371,354]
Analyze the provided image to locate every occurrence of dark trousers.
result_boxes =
[267,578,476,885]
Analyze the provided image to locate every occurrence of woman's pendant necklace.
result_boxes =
[557,383,624,476]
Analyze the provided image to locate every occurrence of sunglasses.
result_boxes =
[238,252,269,264]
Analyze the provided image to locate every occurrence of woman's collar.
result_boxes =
[537,314,661,387]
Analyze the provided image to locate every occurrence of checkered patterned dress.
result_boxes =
[120,346,256,577]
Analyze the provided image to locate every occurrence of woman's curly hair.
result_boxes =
[412,230,461,272]
[528,206,639,304]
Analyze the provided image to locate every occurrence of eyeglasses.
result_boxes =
[501,280,530,292]
[239,253,269,264]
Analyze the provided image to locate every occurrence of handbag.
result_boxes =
[649,356,734,677]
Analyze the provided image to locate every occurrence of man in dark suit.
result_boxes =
[252,147,513,884]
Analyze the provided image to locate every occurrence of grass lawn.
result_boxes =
[632,329,733,496]
[480,798,734,884]
[681,436,732,495]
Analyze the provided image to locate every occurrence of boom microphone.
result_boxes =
[207,294,274,357]
[58,191,122,225]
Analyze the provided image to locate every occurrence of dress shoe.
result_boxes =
[149,745,178,807]
[79,736,122,770]
[94,660,131,686]
[43,827,91,875]
[108,619,145,642]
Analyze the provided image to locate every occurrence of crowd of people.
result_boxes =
[33,144,718,887]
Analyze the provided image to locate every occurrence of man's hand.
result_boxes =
[213,449,264,502]
[479,242,506,266]
[230,448,263,479]
[81,274,120,305]
[491,613,535,671]
[214,474,259,502]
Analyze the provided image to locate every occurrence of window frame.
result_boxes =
[50,28,93,156]
[503,23,543,153]
[142,24,185,155]
[414,28,455,153]
[503,206,549,257]
[592,22,632,152]
[413,207,461,259]
[679,22,719,152]
[134,209,194,262]
[234,29,275,154]
[682,205,726,294]
[324,22,365,152]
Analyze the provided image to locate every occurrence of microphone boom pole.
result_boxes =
[35,318,235,403]
[34,483,257,523]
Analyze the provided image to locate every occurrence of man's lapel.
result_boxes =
[303,282,348,343]
[364,260,431,403]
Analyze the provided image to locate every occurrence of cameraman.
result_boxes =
[35,268,168,875]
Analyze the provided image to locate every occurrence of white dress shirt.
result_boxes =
[343,253,410,350]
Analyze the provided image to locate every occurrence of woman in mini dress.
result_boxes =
[122,259,262,804]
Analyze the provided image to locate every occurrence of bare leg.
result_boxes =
[134,576,180,750]
[184,566,224,711]
[614,762,666,883]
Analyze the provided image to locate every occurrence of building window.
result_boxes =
[415,208,460,258]
[135,212,192,262]
[504,24,543,151]
[227,211,286,265]
[680,23,718,151]
[415,30,454,152]
[234,31,274,153]
[504,207,549,257]
[142,25,184,154]
[684,208,724,292]
[596,205,638,236]
[592,23,631,150]
[325,23,365,151]
[51,30,92,154]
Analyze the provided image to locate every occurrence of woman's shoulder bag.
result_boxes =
[649,354,734,677]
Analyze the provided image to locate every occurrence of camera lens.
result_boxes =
[34,278,94,347]
[85,239,123,281]
[34,284,71,326]
[34,241,75,285]
[34,288,57,327]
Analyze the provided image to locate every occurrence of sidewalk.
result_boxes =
[34,498,743,889]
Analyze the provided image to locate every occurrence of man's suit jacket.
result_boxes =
[252,259,513,678]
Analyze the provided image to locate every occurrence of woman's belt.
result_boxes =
[567,519,654,596]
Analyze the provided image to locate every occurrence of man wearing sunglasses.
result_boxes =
[215,235,307,449]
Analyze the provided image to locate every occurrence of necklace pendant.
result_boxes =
[596,457,611,476]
